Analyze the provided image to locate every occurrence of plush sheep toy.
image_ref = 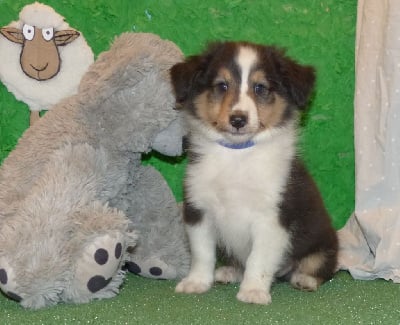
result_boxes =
[0,32,190,309]
[0,2,94,125]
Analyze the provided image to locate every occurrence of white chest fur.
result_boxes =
[186,128,296,262]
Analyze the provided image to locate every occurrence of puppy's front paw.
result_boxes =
[236,288,272,305]
[175,276,212,294]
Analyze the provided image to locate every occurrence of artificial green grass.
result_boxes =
[1,0,394,323]
[0,272,399,324]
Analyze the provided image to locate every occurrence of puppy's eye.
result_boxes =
[254,83,268,96]
[215,81,228,92]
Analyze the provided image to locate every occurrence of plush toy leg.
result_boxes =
[30,110,40,125]
[0,256,65,309]
[0,258,22,303]
[124,166,190,280]
[62,203,138,304]
[0,144,137,308]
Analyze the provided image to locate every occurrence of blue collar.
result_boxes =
[217,139,255,150]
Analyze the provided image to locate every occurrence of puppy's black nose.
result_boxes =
[230,114,248,129]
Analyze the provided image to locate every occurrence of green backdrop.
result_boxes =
[0,0,355,229]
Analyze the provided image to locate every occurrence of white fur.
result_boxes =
[179,126,295,303]
[232,47,259,131]
[237,46,256,94]
[176,46,299,304]
[175,219,216,294]
[0,2,93,111]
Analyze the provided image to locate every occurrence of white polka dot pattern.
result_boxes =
[338,0,400,282]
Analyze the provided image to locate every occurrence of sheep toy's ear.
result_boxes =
[0,2,94,126]
[54,30,80,46]
[0,27,24,44]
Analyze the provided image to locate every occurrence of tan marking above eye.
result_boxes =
[251,70,268,82]
[216,67,233,83]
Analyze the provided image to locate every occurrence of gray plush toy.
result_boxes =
[0,32,190,309]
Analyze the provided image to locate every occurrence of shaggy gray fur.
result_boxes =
[0,33,189,309]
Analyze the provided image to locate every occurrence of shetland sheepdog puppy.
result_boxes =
[170,41,338,305]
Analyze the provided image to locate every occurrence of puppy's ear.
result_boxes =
[284,60,316,108]
[170,42,225,108]
[272,49,316,109]
[170,55,204,108]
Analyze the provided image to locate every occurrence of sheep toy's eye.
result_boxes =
[42,28,54,41]
[22,24,35,41]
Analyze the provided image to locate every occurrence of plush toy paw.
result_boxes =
[67,233,126,302]
[0,258,22,302]
[125,258,178,280]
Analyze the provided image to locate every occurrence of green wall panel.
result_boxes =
[0,0,356,228]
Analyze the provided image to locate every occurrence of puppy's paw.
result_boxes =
[290,272,320,292]
[175,276,212,294]
[236,288,272,305]
[215,266,243,284]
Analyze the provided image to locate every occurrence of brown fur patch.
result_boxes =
[297,252,326,277]
[257,94,288,129]
[247,70,289,129]
[215,67,233,85]
[194,67,243,133]
[193,92,219,125]
[249,70,268,87]
[289,252,327,291]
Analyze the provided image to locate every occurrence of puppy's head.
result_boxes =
[170,41,315,143]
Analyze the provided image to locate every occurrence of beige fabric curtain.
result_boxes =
[338,0,400,282]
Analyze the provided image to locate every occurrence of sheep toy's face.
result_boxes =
[0,2,94,112]
[0,24,80,81]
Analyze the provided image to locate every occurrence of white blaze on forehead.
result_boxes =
[232,46,258,126]
[236,46,258,95]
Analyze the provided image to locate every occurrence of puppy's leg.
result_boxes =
[237,218,289,305]
[290,251,334,291]
[175,216,216,294]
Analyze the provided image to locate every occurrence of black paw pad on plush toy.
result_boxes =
[125,258,177,280]
[0,259,23,302]
[86,244,123,293]
[72,234,124,296]
[126,262,163,277]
